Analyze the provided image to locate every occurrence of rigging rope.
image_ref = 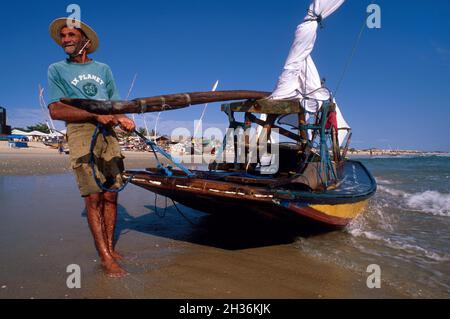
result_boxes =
[90,124,134,193]
[334,1,376,97]
[89,124,197,225]
[154,194,168,218]
[171,199,197,226]
[154,194,197,225]
[89,121,194,193]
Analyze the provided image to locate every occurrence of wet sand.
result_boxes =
[0,143,408,298]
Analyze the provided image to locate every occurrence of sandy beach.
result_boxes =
[0,141,167,175]
[0,141,408,298]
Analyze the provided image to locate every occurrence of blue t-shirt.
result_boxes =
[47,60,120,105]
[47,60,122,163]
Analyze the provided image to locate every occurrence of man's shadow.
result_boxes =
[82,198,332,251]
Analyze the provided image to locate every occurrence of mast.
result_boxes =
[153,112,161,141]
[125,73,138,125]
[38,85,57,133]
[193,80,219,138]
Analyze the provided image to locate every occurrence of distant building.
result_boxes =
[0,106,12,135]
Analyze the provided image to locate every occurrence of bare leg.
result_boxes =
[103,192,123,260]
[85,193,127,278]
[97,193,120,259]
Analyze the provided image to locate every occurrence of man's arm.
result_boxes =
[49,102,118,127]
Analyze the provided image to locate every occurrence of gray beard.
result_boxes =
[67,44,83,58]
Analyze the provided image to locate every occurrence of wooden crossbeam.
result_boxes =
[221,99,301,114]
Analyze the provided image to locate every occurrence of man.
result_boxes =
[47,18,135,278]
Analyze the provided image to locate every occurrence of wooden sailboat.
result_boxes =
[62,0,377,227]
[64,92,376,227]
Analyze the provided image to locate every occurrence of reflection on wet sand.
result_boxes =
[0,174,405,298]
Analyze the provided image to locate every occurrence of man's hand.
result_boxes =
[95,115,119,127]
[117,117,136,132]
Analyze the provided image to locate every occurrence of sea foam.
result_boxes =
[348,229,450,262]
[377,185,450,217]
[377,185,408,197]
[406,191,450,217]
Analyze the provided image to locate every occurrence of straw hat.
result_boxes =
[49,18,99,54]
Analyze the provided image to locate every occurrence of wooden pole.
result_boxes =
[61,90,271,115]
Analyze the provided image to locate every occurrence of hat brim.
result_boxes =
[49,18,99,54]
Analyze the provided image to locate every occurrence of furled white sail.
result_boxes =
[270,0,350,144]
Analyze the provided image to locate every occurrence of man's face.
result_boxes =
[60,27,86,56]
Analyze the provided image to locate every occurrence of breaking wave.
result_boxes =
[346,191,450,262]
[377,186,450,217]
[405,191,450,217]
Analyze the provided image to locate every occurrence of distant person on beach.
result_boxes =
[57,140,64,154]
[47,18,135,278]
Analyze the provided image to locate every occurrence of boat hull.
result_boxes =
[123,160,376,227]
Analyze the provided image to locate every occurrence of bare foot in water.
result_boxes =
[102,260,128,278]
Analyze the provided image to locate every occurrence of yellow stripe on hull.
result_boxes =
[310,200,369,220]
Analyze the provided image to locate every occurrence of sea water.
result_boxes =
[296,155,450,298]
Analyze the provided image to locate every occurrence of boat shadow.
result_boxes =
[111,202,335,251]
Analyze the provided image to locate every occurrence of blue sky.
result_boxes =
[0,0,449,151]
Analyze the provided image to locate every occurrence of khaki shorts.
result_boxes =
[67,123,125,197]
